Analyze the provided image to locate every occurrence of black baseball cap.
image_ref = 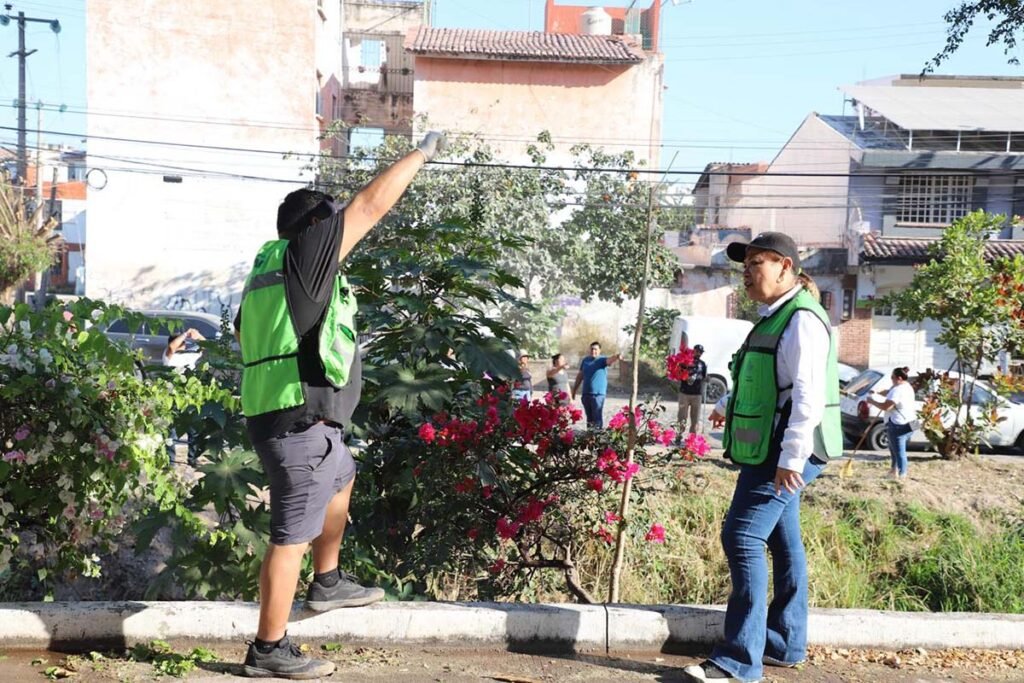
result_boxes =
[726,232,801,269]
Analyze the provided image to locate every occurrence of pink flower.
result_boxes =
[604,511,621,524]
[560,430,574,445]
[496,517,523,540]
[418,423,436,443]
[62,310,74,322]
[683,433,711,458]
[645,523,666,544]
[467,528,480,541]
[481,485,494,500]
[608,412,628,430]
[586,477,605,492]
[658,427,677,447]
[595,527,615,544]
[3,450,26,463]
[666,347,696,382]
[13,425,30,441]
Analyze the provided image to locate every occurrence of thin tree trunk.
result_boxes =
[608,183,657,604]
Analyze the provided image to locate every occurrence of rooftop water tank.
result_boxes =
[580,7,612,36]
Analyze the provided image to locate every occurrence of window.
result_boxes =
[360,39,383,69]
[896,174,973,225]
[873,301,895,316]
[819,290,833,313]
[67,164,86,181]
[841,288,854,321]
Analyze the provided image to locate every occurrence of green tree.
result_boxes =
[930,1,1024,70]
[0,172,59,304]
[561,146,677,305]
[880,211,1024,458]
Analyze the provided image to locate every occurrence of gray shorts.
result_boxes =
[253,422,356,546]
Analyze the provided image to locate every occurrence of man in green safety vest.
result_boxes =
[235,132,446,680]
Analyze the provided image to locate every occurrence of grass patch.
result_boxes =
[551,464,1024,613]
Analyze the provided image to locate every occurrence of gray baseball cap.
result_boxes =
[726,232,801,269]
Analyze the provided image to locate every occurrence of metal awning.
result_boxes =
[841,84,1024,132]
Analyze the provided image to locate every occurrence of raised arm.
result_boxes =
[606,353,622,366]
[340,132,445,261]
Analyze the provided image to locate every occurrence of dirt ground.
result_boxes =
[0,642,1021,682]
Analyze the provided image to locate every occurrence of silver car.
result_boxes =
[101,309,223,364]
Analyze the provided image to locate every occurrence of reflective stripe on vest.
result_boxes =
[722,288,843,465]
[239,239,358,418]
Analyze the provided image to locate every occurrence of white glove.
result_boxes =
[415,131,446,162]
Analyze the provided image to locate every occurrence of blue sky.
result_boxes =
[0,0,86,155]
[0,0,1022,176]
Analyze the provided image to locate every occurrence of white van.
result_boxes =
[668,316,754,404]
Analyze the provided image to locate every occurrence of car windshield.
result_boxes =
[844,370,883,396]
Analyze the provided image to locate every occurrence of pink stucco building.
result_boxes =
[404,1,664,166]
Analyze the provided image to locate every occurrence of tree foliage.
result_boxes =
[561,146,678,305]
[930,1,1024,70]
[0,172,60,304]
[881,211,1024,458]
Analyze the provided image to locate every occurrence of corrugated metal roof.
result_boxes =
[861,233,1024,263]
[858,150,1024,170]
[404,27,646,64]
[841,84,1024,132]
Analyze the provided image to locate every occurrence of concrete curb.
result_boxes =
[1,601,1022,652]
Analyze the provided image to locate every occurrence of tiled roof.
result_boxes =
[861,233,1024,263]
[404,27,646,64]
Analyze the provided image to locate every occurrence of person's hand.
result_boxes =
[774,466,805,495]
[416,131,447,162]
[709,408,726,429]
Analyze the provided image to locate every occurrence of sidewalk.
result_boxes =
[2,600,1022,652]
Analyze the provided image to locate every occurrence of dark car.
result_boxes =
[101,310,223,364]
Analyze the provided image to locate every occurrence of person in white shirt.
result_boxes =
[164,328,205,464]
[684,232,839,683]
[867,366,915,479]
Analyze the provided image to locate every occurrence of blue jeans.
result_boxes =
[887,421,912,475]
[710,456,825,682]
[581,393,605,429]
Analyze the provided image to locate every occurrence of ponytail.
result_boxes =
[798,271,820,301]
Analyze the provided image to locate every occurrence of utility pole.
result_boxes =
[0,4,61,184]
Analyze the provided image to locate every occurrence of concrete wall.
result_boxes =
[412,55,663,167]
[86,0,322,311]
[728,114,856,247]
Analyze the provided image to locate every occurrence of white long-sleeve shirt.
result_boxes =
[758,285,831,472]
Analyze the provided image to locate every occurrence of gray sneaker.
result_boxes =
[305,570,385,612]
[242,637,335,680]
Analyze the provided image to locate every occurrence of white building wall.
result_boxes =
[727,114,857,247]
[86,1,324,311]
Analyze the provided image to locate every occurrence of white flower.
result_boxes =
[38,348,53,366]
[18,320,30,336]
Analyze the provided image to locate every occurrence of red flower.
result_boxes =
[645,523,666,544]
[467,528,480,541]
[496,517,523,540]
[454,476,476,494]
[418,423,436,443]
[683,433,711,458]
[489,558,506,574]
[516,497,548,525]
[595,527,615,544]
[481,485,494,499]
[586,477,605,492]
[604,511,621,525]
[666,347,696,382]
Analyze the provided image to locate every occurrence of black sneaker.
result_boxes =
[305,569,385,612]
[242,637,335,680]
[681,660,753,682]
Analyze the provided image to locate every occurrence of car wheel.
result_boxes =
[1015,431,1024,455]
[867,422,889,451]
[705,376,727,404]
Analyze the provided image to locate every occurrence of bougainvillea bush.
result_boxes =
[0,300,231,599]
[399,387,708,602]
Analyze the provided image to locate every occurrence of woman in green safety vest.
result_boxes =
[683,232,841,683]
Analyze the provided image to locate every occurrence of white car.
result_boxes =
[840,367,1024,452]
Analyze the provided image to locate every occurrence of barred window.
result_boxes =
[896,175,973,225]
